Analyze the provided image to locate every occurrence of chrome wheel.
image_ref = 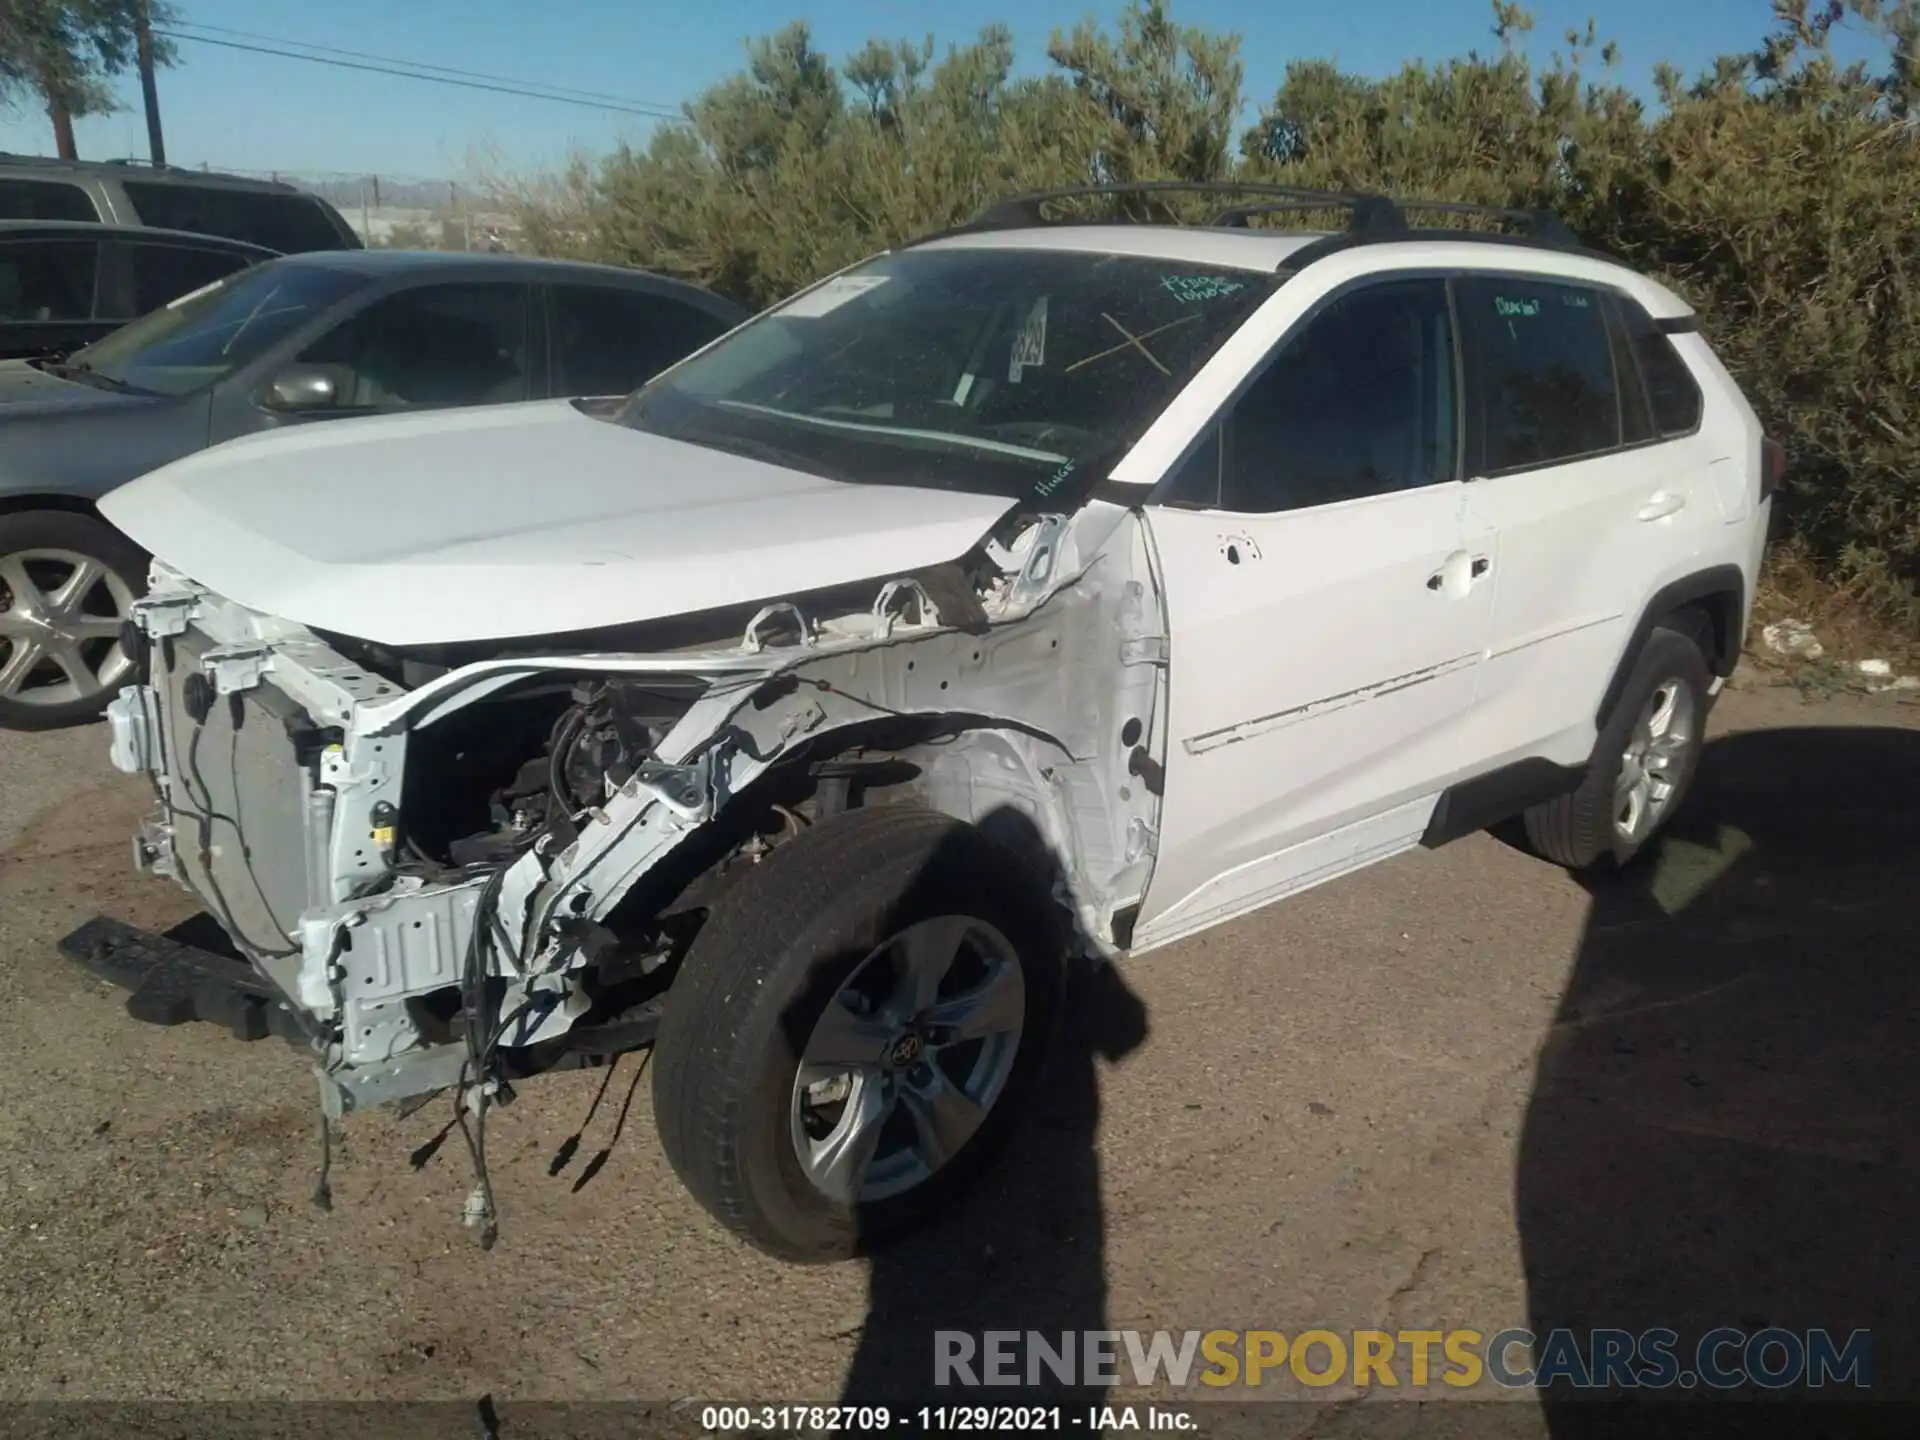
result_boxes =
[1614,678,1697,846]
[0,548,135,709]
[0,549,135,706]
[790,914,1026,1205]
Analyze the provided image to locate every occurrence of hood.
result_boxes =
[0,358,158,419]
[100,399,1020,648]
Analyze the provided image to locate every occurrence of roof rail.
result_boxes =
[943,180,1588,257]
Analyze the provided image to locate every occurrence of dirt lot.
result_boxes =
[0,675,1914,1425]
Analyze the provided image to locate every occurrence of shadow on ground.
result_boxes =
[1519,725,1920,1432]
[838,956,1148,1411]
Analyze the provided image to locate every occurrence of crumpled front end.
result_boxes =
[108,503,1171,1126]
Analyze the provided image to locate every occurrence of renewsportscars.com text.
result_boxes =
[934,1327,1872,1391]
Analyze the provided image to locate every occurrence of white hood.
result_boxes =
[100,400,1017,647]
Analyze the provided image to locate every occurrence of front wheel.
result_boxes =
[0,510,147,731]
[651,805,1065,1262]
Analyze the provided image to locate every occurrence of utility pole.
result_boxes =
[136,0,166,165]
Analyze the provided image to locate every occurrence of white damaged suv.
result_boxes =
[96,185,1777,1261]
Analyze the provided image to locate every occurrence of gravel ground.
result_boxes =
[0,675,1914,1428]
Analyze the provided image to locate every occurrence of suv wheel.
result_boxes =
[651,804,1065,1262]
[1522,619,1713,870]
[0,511,147,732]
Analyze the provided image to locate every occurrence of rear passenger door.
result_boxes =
[546,283,732,397]
[1455,274,1711,770]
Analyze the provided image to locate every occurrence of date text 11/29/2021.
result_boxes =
[701,1406,1197,1432]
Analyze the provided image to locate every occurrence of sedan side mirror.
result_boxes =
[263,363,342,413]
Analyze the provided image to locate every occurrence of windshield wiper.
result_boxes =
[38,358,139,393]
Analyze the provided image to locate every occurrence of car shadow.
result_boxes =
[1517,723,1920,1432]
[838,807,1150,1415]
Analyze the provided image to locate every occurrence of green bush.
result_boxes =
[502,0,1920,621]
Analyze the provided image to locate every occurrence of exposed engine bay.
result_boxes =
[105,499,1171,1233]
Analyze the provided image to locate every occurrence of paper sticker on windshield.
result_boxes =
[1008,297,1048,383]
[778,274,890,318]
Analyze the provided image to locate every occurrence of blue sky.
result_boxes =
[0,1,1889,181]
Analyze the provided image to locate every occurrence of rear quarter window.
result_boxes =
[120,181,349,253]
[0,178,99,222]
[1617,298,1705,437]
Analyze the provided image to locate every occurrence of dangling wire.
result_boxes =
[311,1112,334,1213]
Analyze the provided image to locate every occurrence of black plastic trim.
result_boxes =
[1656,315,1700,335]
[1421,758,1587,848]
[1594,564,1746,729]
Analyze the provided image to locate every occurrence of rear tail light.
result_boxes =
[1760,436,1787,501]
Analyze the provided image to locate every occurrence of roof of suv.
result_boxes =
[0,153,314,196]
[912,182,1696,322]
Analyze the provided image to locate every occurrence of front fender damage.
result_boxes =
[301,504,1169,1120]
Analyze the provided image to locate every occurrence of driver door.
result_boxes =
[1136,277,1499,950]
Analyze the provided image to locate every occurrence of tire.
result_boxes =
[0,510,148,732]
[1522,620,1713,870]
[652,804,1066,1263]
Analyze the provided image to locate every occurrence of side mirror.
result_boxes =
[263,363,341,413]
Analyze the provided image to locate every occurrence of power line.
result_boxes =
[155,29,689,122]
[167,20,682,114]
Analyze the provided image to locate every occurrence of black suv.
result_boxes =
[0,220,274,361]
[0,154,359,253]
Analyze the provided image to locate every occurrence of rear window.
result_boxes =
[120,181,348,253]
[0,239,100,322]
[0,178,99,222]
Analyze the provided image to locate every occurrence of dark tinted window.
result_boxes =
[1459,276,1618,473]
[552,285,731,396]
[298,283,530,409]
[0,178,98,221]
[0,240,99,322]
[121,181,347,253]
[1215,278,1456,513]
[124,243,259,317]
[616,248,1276,501]
[1617,298,1704,437]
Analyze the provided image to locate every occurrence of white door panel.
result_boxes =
[1466,441,1708,766]
[1138,483,1495,941]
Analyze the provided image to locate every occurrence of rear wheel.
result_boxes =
[1523,620,1712,869]
[0,511,146,731]
[651,805,1065,1262]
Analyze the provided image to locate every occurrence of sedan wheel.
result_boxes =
[0,547,136,711]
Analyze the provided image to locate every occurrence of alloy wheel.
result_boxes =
[790,914,1026,1205]
[1614,677,1697,846]
[0,548,135,709]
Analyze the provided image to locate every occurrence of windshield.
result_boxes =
[613,246,1277,501]
[65,260,371,396]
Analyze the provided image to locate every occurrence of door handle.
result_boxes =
[1427,552,1491,593]
[1636,492,1687,522]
